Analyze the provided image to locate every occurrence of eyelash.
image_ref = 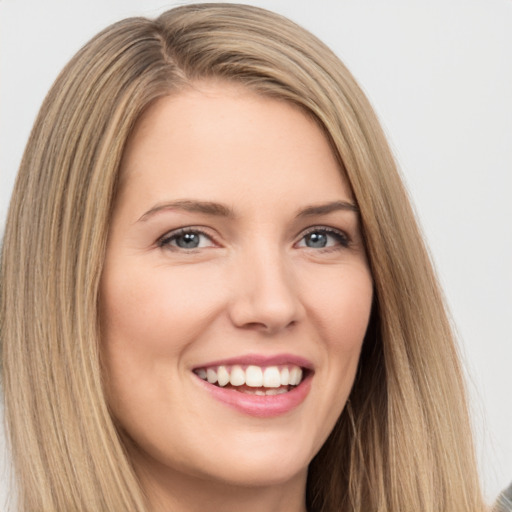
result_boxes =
[156,226,351,252]
[157,227,215,250]
[298,226,350,251]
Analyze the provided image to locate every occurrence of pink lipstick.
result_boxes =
[192,353,313,417]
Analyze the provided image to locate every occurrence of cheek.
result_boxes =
[99,262,227,436]
[302,263,373,420]
[329,272,373,391]
[305,263,373,346]
[100,262,224,358]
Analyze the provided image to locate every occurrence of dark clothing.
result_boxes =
[494,482,512,512]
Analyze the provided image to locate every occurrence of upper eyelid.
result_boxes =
[294,226,352,251]
[157,226,217,247]
[297,225,350,240]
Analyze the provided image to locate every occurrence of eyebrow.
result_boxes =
[296,200,359,217]
[138,200,234,222]
[137,199,358,222]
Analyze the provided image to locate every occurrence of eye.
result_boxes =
[157,228,216,250]
[296,227,349,250]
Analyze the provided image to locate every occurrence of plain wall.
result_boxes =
[1,0,511,508]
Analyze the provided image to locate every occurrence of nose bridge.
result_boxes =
[228,241,302,333]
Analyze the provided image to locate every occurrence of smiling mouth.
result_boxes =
[193,364,305,395]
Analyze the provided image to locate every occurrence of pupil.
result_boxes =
[177,232,200,248]
[306,232,327,248]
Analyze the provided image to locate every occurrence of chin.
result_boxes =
[194,455,310,489]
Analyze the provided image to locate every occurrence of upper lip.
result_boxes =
[192,353,314,371]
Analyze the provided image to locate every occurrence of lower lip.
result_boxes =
[195,374,312,418]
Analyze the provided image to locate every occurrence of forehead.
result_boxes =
[117,82,353,212]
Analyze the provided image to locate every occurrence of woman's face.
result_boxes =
[100,83,373,495]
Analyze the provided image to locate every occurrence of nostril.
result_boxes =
[240,319,297,334]
[244,322,267,331]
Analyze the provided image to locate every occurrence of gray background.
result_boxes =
[1,0,511,508]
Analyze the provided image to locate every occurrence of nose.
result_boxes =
[228,247,304,335]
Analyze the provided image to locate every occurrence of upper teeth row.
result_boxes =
[195,365,303,388]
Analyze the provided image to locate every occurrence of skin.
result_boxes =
[100,82,373,512]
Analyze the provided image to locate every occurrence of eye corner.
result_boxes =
[156,226,220,252]
[295,226,351,251]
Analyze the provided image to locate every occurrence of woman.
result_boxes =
[0,4,487,511]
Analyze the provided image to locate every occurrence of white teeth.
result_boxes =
[206,368,217,384]
[263,366,281,388]
[217,366,230,387]
[240,387,290,396]
[196,364,306,389]
[245,365,263,387]
[289,367,303,386]
[229,365,245,386]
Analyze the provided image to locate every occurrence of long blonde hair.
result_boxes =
[1,4,485,511]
